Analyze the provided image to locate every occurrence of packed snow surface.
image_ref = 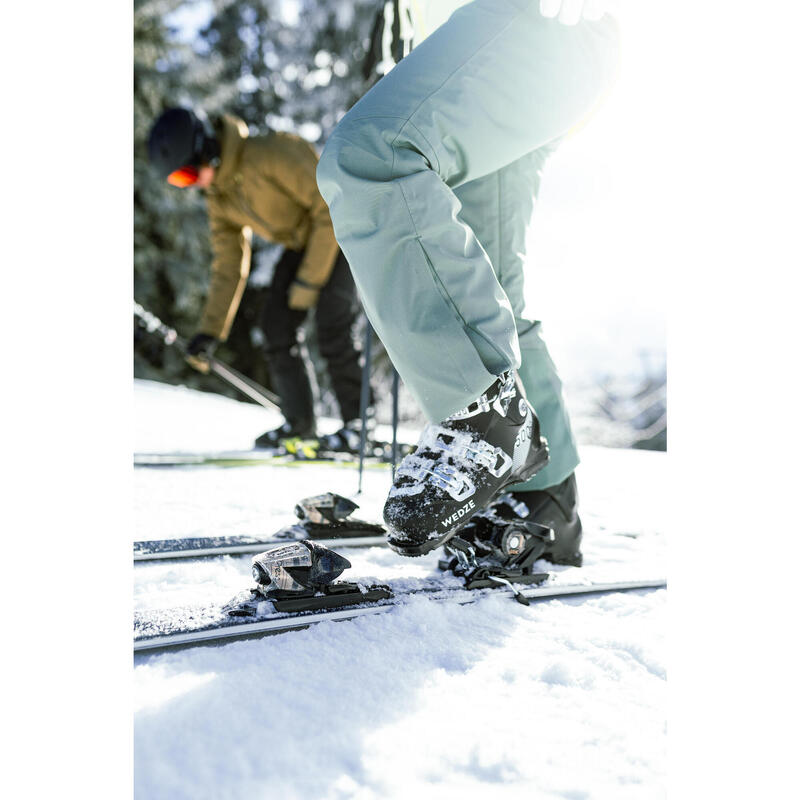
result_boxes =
[134,380,666,799]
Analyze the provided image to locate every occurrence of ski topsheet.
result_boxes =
[134,576,667,653]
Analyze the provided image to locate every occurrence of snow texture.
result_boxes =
[134,380,666,799]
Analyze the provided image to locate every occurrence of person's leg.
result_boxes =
[314,250,369,425]
[318,0,619,422]
[260,248,316,434]
[450,146,582,563]
[453,147,579,490]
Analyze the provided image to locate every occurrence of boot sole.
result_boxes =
[388,441,551,558]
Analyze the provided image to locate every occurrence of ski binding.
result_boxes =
[437,519,557,605]
[223,539,392,617]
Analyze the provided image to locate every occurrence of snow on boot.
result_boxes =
[447,473,583,568]
[254,420,315,449]
[384,371,549,556]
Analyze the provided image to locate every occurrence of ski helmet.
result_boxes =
[146,107,221,180]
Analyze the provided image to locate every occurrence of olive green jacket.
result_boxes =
[199,115,339,340]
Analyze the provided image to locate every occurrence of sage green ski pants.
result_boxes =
[317,0,619,489]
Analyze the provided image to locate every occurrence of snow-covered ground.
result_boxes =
[134,380,666,799]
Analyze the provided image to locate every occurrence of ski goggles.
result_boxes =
[166,165,200,187]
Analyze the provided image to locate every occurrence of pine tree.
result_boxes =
[134,0,421,422]
[134,0,216,386]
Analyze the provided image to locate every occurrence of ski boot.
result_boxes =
[225,540,391,616]
[440,473,583,569]
[384,371,549,557]
[315,417,374,455]
[504,474,583,566]
[254,419,316,451]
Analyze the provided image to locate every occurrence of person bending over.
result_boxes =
[147,107,372,451]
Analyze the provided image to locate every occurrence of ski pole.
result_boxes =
[204,358,281,411]
[134,302,281,411]
[391,369,399,480]
[356,321,373,495]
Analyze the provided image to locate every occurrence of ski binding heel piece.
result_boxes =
[274,494,386,542]
[294,492,359,524]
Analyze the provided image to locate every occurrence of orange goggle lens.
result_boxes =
[167,166,200,187]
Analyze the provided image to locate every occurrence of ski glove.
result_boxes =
[287,280,321,311]
[539,0,609,25]
[185,332,218,373]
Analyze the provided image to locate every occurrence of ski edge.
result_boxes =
[133,578,667,653]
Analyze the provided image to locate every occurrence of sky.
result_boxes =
[522,5,668,382]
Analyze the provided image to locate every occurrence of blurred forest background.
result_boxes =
[133,0,401,417]
[134,0,665,450]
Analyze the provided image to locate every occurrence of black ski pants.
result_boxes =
[260,248,366,429]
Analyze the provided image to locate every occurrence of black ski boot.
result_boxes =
[254,419,315,449]
[316,418,373,454]
[507,473,583,566]
[443,473,583,568]
[384,371,549,557]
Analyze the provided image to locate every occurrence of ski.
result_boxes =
[134,448,397,469]
[135,430,412,469]
[134,493,387,562]
[134,496,666,654]
[134,576,667,653]
[134,529,386,562]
